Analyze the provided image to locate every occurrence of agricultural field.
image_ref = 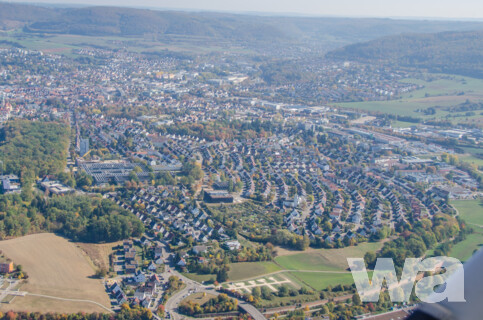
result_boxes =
[0,30,250,57]
[0,233,111,313]
[274,242,383,272]
[76,241,122,271]
[337,74,483,125]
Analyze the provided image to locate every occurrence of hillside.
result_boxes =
[326,30,483,78]
[0,3,60,30]
[1,3,483,50]
[24,7,288,42]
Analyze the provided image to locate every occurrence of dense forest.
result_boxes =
[0,120,144,243]
[0,194,144,242]
[0,120,70,177]
[327,30,483,78]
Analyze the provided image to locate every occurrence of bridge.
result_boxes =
[239,302,267,320]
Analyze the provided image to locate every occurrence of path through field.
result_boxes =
[0,233,111,313]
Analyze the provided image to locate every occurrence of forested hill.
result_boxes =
[2,3,483,48]
[326,30,483,78]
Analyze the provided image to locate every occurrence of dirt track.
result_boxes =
[0,233,111,313]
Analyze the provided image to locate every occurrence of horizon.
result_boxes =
[4,0,483,20]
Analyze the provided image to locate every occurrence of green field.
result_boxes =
[449,200,483,262]
[182,272,216,283]
[391,120,419,128]
[275,252,341,272]
[289,272,355,290]
[450,231,483,262]
[459,154,483,168]
[228,261,282,281]
[452,200,483,226]
[337,75,483,122]
[183,261,282,283]
[456,147,483,169]
[275,242,383,272]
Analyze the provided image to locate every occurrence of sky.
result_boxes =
[7,0,483,19]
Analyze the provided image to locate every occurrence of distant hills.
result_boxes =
[326,30,483,78]
[1,3,483,51]
[0,3,59,30]
[24,7,288,42]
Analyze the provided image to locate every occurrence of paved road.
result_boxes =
[164,282,197,320]
[238,302,267,320]
[154,240,267,320]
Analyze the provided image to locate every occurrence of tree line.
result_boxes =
[0,194,144,242]
[179,293,238,316]
[0,305,153,320]
[364,214,469,274]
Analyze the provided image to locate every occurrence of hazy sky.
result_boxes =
[9,0,483,19]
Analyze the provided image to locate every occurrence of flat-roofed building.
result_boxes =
[203,190,234,203]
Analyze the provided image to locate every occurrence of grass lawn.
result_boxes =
[228,261,282,281]
[289,272,355,291]
[449,199,483,261]
[449,231,483,262]
[257,291,320,308]
[182,272,216,283]
[452,200,483,226]
[391,120,419,128]
[275,242,383,271]
[181,292,217,305]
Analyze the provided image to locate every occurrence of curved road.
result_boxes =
[159,242,267,320]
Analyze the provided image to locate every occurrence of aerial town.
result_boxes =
[0,31,482,320]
